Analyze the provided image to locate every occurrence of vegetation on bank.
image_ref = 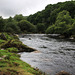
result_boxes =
[0,1,75,38]
[0,15,36,34]
[0,33,45,75]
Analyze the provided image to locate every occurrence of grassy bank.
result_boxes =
[0,33,44,75]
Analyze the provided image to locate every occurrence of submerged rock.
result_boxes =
[29,37,31,40]
[56,71,71,75]
[31,50,40,53]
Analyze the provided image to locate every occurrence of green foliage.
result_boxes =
[37,23,46,33]
[4,17,21,33]
[0,33,18,40]
[71,22,75,34]
[7,17,13,22]
[14,14,25,22]
[0,1,75,36]
[46,10,74,37]
[18,20,36,33]
[27,1,75,33]
[46,25,55,34]
[0,32,44,75]
[55,10,73,36]
[0,39,6,44]
[0,33,36,52]
[55,10,72,25]
[0,16,5,32]
[0,39,36,52]
[46,10,75,37]
[6,47,18,53]
[0,49,44,75]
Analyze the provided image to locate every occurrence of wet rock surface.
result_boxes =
[56,71,71,75]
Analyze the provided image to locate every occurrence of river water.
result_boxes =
[19,34,75,75]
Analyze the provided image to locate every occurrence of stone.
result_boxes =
[56,71,71,75]
[0,33,7,40]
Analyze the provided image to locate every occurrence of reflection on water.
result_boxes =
[19,34,75,75]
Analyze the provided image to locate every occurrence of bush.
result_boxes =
[18,20,36,33]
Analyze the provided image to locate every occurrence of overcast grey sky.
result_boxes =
[0,0,70,18]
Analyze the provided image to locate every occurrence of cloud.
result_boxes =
[0,0,70,18]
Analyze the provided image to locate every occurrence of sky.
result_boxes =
[0,0,70,18]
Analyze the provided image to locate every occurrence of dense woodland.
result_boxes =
[0,1,75,37]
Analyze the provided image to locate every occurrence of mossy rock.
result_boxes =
[6,47,18,53]
[0,33,19,41]
[0,39,6,44]
[0,33,7,40]
[56,71,71,75]
[0,40,36,52]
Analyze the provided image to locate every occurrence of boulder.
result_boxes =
[0,33,7,40]
[56,71,71,75]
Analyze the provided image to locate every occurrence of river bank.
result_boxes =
[0,33,45,75]
[46,34,75,42]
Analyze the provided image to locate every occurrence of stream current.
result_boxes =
[19,34,75,75]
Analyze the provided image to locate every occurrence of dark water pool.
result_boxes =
[19,34,75,75]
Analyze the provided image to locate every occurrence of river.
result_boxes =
[19,34,75,75]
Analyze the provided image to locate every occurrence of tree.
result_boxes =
[18,20,36,33]
[46,10,73,37]
[4,17,21,33]
[54,10,72,36]
[7,17,13,22]
[0,16,5,32]
[46,25,55,34]
[71,22,75,34]
[71,0,75,1]
[27,1,75,29]
[14,14,25,22]
[37,23,45,33]
[55,10,72,25]
[4,22,21,33]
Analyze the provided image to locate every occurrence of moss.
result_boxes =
[0,33,44,75]
[0,33,19,41]
[6,47,18,53]
[0,39,36,52]
[0,50,44,75]
[0,39,6,44]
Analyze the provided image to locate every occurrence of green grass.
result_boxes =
[0,39,6,44]
[0,33,44,75]
[6,47,18,53]
[0,50,44,75]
